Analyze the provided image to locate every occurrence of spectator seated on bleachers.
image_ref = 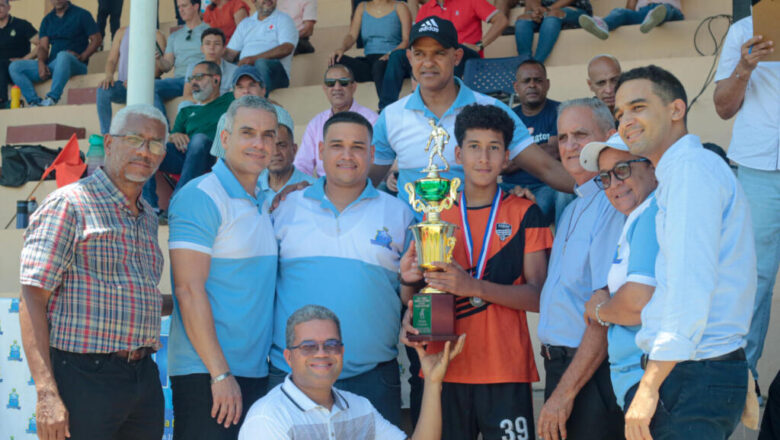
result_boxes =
[514,0,592,63]
[96,26,168,134]
[329,0,411,99]
[9,0,101,107]
[154,0,209,119]
[224,0,298,94]
[278,0,317,54]
[295,64,378,177]
[377,0,508,110]
[0,0,38,108]
[178,27,237,110]
[586,53,621,114]
[579,0,683,40]
[143,61,234,213]
[203,0,249,42]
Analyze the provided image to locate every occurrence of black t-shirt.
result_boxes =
[0,16,37,60]
[504,99,560,187]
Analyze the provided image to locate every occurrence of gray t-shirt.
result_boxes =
[165,22,209,77]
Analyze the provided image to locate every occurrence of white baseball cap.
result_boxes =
[580,132,630,172]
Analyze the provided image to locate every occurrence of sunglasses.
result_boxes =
[596,158,650,189]
[288,339,344,356]
[185,29,193,41]
[111,134,165,155]
[188,73,214,82]
[324,77,353,87]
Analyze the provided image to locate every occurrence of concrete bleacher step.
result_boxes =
[6,124,85,145]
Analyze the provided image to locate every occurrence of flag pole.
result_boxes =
[3,176,45,229]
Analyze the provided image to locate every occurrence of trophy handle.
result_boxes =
[405,182,428,213]
[445,236,457,263]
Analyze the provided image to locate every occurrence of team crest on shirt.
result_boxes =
[10,30,16,37]
[495,223,511,241]
[370,227,393,250]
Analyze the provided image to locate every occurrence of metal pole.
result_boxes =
[127,0,158,105]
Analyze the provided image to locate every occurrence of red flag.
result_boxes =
[41,134,87,187]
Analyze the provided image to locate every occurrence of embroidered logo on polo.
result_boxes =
[496,223,512,241]
[370,227,393,250]
[418,18,439,33]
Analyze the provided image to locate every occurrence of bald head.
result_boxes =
[587,55,622,112]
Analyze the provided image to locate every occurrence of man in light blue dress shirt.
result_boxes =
[616,65,756,440]
[536,98,626,440]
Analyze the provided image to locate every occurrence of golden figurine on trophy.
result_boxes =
[404,120,461,342]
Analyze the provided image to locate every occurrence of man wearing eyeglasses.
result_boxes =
[168,96,280,440]
[295,64,378,177]
[154,0,209,119]
[240,304,464,439]
[19,105,169,440]
[536,98,626,440]
[143,60,234,214]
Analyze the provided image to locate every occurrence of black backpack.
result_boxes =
[0,144,67,187]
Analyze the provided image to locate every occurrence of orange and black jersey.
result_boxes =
[426,192,553,384]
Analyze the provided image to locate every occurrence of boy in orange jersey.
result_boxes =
[400,103,552,440]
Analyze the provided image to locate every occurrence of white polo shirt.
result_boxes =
[227,9,299,79]
[714,16,780,170]
[239,375,406,439]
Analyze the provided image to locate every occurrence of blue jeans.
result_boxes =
[737,166,780,379]
[514,7,587,62]
[253,59,289,95]
[378,45,480,110]
[153,76,185,119]
[8,51,88,103]
[96,80,127,134]
[624,357,748,439]
[142,134,216,208]
[603,3,684,30]
[267,359,402,427]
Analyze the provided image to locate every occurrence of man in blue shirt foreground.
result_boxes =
[616,65,756,440]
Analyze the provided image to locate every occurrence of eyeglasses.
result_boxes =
[596,158,650,189]
[324,77,353,87]
[185,29,193,41]
[288,339,344,356]
[110,134,166,155]
[188,73,214,82]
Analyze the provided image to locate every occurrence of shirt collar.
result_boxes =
[655,134,701,181]
[303,176,379,216]
[213,158,263,204]
[92,167,148,213]
[254,9,277,22]
[574,177,600,198]
[281,375,349,413]
[404,77,477,121]
[258,167,302,192]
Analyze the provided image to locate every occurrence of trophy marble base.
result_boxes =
[407,293,459,342]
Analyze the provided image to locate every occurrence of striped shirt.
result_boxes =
[20,168,164,353]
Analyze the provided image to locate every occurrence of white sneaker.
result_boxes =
[640,4,667,33]
[579,15,609,40]
[40,97,57,106]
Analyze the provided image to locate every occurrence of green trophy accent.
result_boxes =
[415,177,451,202]
[413,295,433,335]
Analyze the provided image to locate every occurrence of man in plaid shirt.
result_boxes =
[18,104,169,440]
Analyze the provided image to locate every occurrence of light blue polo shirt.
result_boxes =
[373,78,533,219]
[605,194,658,408]
[168,159,278,378]
[270,177,414,378]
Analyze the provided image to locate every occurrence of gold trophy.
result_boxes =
[405,120,461,342]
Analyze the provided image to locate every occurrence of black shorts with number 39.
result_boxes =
[441,382,534,440]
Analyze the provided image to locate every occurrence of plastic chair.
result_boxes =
[462,56,526,107]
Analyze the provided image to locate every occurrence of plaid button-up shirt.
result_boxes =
[20,168,164,353]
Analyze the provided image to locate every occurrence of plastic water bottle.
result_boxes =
[16,201,28,229]
[10,85,21,109]
[86,134,105,176]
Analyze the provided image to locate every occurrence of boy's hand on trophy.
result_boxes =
[400,242,424,284]
[425,261,479,298]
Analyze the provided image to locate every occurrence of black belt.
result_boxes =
[640,348,745,370]
[111,346,155,362]
[541,344,578,361]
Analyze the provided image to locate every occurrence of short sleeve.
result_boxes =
[373,409,407,440]
[714,19,747,82]
[278,14,299,46]
[168,186,223,254]
[19,196,77,291]
[165,31,177,54]
[626,201,660,286]
[589,204,625,291]
[237,415,290,440]
[23,20,38,39]
[372,112,397,165]
[172,108,189,134]
[39,16,51,39]
[232,0,250,15]
[80,9,100,36]
[226,21,245,52]
[302,0,318,21]
[521,203,553,254]
[472,0,498,22]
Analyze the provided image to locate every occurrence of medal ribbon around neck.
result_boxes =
[459,188,502,307]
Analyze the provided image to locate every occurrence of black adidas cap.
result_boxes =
[408,16,459,49]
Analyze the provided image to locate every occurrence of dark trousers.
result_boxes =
[624,357,748,439]
[544,354,624,439]
[171,374,268,440]
[378,45,481,110]
[97,0,124,39]
[0,58,10,103]
[759,369,780,440]
[268,359,403,427]
[338,53,388,98]
[50,348,164,440]
[142,134,216,209]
